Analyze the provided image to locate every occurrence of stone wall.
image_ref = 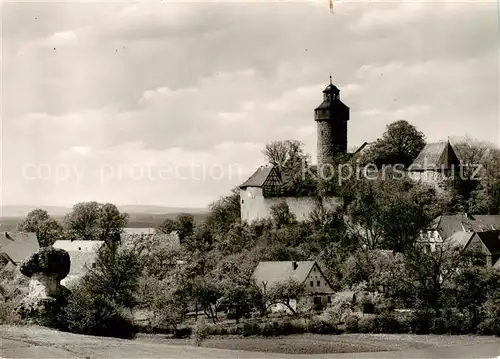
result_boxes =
[240,187,342,223]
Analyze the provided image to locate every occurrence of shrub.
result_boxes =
[433,309,469,335]
[242,321,261,337]
[173,326,192,338]
[58,289,136,339]
[309,319,340,335]
[358,317,376,333]
[345,315,360,333]
[408,310,433,334]
[192,321,211,346]
[373,312,408,333]
[477,318,500,336]
[259,319,305,337]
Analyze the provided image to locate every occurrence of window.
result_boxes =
[241,199,244,204]
[327,296,331,303]
[317,281,320,286]
[310,281,313,287]
[313,267,316,272]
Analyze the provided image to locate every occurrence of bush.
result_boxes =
[432,309,469,335]
[345,315,360,333]
[408,310,433,334]
[173,326,192,338]
[309,319,340,335]
[58,290,136,339]
[260,319,305,337]
[374,312,408,333]
[242,321,260,337]
[191,321,211,346]
[358,317,377,333]
[477,318,500,336]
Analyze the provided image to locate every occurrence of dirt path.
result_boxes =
[1,325,500,359]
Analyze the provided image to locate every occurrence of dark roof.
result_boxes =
[239,166,275,188]
[323,84,339,93]
[352,141,376,156]
[315,99,350,111]
[0,232,39,264]
[431,214,500,240]
[409,141,461,171]
[475,231,500,254]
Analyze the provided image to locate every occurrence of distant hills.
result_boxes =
[0,204,208,218]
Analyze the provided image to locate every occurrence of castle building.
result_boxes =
[239,78,465,224]
[239,78,349,223]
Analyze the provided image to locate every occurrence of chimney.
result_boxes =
[292,261,298,270]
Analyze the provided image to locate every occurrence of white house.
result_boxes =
[252,260,334,313]
[52,240,105,286]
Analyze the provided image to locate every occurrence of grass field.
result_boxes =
[2,325,500,358]
[138,333,500,355]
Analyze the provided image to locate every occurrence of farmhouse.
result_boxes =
[52,240,105,286]
[0,232,39,266]
[252,260,334,313]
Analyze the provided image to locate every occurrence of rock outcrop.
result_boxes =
[15,247,71,327]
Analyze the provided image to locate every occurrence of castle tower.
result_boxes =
[314,77,350,167]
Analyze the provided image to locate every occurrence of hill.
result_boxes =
[0,205,207,218]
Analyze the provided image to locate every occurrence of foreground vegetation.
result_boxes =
[1,121,500,349]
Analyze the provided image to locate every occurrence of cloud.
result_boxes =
[2,1,498,207]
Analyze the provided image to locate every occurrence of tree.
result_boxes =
[468,148,500,214]
[263,140,316,196]
[16,209,63,247]
[360,120,426,168]
[177,213,194,239]
[344,178,438,252]
[269,202,296,229]
[63,202,128,245]
[81,245,141,309]
[207,188,241,234]
[265,278,306,315]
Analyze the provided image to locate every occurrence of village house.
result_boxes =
[52,240,105,286]
[419,213,500,252]
[0,232,39,267]
[252,260,334,313]
[445,230,500,267]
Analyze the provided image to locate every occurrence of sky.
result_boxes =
[1,0,499,209]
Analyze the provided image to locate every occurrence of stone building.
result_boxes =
[240,78,350,223]
[408,140,462,192]
[314,76,350,167]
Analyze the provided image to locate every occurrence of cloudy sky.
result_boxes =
[2,0,499,209]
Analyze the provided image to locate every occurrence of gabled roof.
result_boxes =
[409,141,461,171]
[445,231,475,249]
[0,232,39,264]
[240,165,279,189]
[475,231,500,255]
[430,214,500,239]
[253,261,318,289]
